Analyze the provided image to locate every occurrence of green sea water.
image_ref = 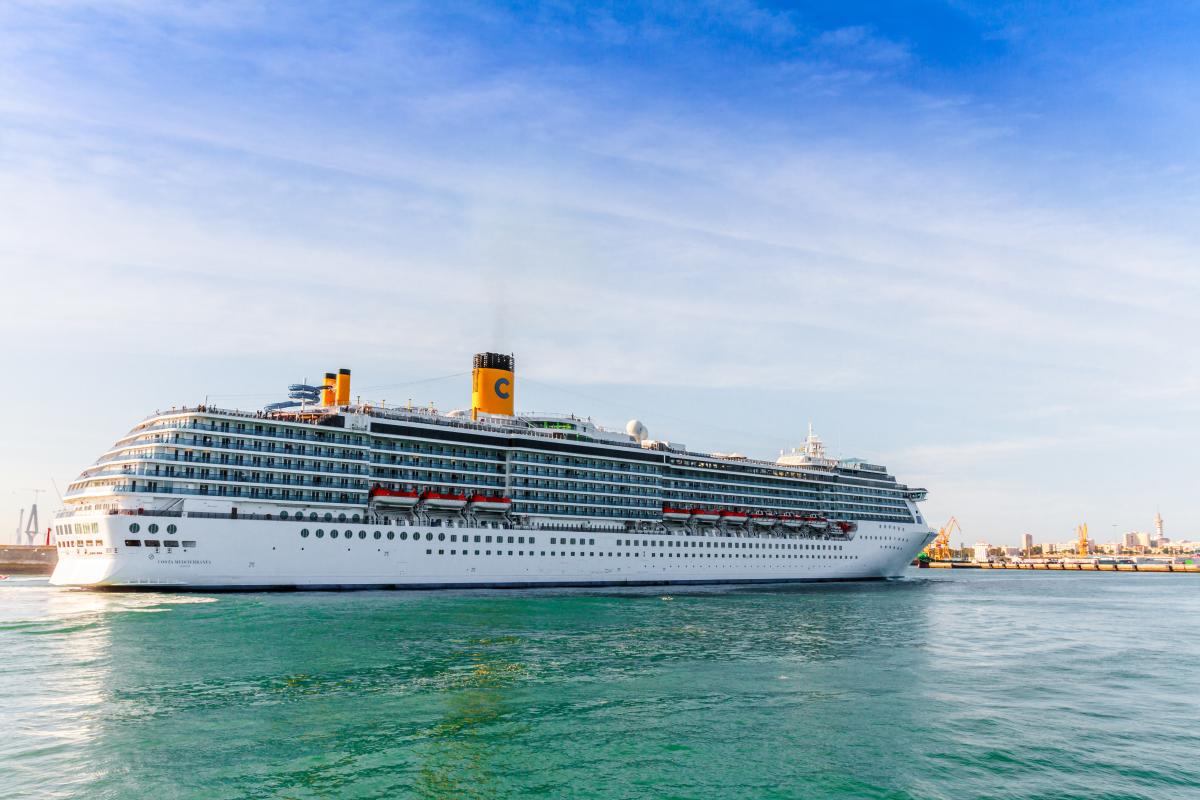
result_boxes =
[2,571,1197,799]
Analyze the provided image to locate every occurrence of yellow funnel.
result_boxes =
[471,353,514,417]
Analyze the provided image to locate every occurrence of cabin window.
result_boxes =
[387,531,395,540]
[301,529,310,538]
[167,524,177,534]
[358,530,366,539]
[129,523,140,533]
[143,539,161,547]
[124,539,141,547]
[315,529,325,538]
[148,524,159,534]
[373,531,381,540]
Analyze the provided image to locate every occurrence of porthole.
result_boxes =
[338,513,347,522]
[426,533,434,541]
[166,524,177,534]
[387,531,395,540]
[373,531,381,540]
[438,533,446,541]
[400,532,408,541]
[129,523,140,533]
[309,512,318,521]
[148,523,159,534]
[330,530,339,539]
[316,529,325,538]
[352,514,361,523]
[324,513,333,522]
[301,529,310,538]
[358,530,366,539]
[280,511,289,520]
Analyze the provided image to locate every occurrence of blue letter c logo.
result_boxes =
[494,377,510,399]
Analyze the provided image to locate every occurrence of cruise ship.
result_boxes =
[50,353,935,590]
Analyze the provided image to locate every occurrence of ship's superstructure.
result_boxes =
[51,354,934,589]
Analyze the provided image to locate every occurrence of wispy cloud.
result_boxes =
[1,1,1198,541]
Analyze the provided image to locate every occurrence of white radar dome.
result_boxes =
[626,419,649,443]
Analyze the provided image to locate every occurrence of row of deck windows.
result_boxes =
[419,549,856,560]
[128,416,367,447]
[511,452,656,474]
[298,529,538,544]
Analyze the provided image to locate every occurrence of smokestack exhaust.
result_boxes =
[471,352,514,419]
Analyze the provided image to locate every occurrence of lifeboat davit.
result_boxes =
[662,506,692,521]
[720,509,748,524]
[691,508,720,523]
[420,490,468,510]
[750,513,776,526]
[781,515,804,529]
[368,487,419,507]
[469,494,511,513]
[803,516,829,530]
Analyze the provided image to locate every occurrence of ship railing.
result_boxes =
[116,419,368,450]
[360,407,646,451]
[92,450,370,474]
[83,467,369,491]
[108,509,185,518]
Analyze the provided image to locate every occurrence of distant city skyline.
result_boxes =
[4,2,1200,545]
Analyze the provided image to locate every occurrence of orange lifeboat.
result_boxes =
[662,505,692,521]
[368,486,419,507]
[750,513,776,526]
[720,509,748,525]
[780,515,804,529]
[469,494,511,513]
[420,490,468,510]
[691,508,720,523]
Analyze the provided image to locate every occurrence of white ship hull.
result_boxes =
[50,515,935,590]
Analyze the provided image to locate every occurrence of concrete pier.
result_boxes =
[917,560,1200,573]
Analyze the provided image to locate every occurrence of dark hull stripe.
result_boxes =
[85,575,891,593]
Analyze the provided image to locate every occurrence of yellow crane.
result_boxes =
[1076,522,1089,557]
[926,516,960,561]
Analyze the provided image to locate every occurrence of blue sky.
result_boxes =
[3,1,1199,546]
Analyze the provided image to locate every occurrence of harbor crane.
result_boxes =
[14,488,44,545]
[1076,522,1089,557]
[926,516,960,561]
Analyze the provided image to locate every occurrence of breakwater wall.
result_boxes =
[0,545,58,575]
